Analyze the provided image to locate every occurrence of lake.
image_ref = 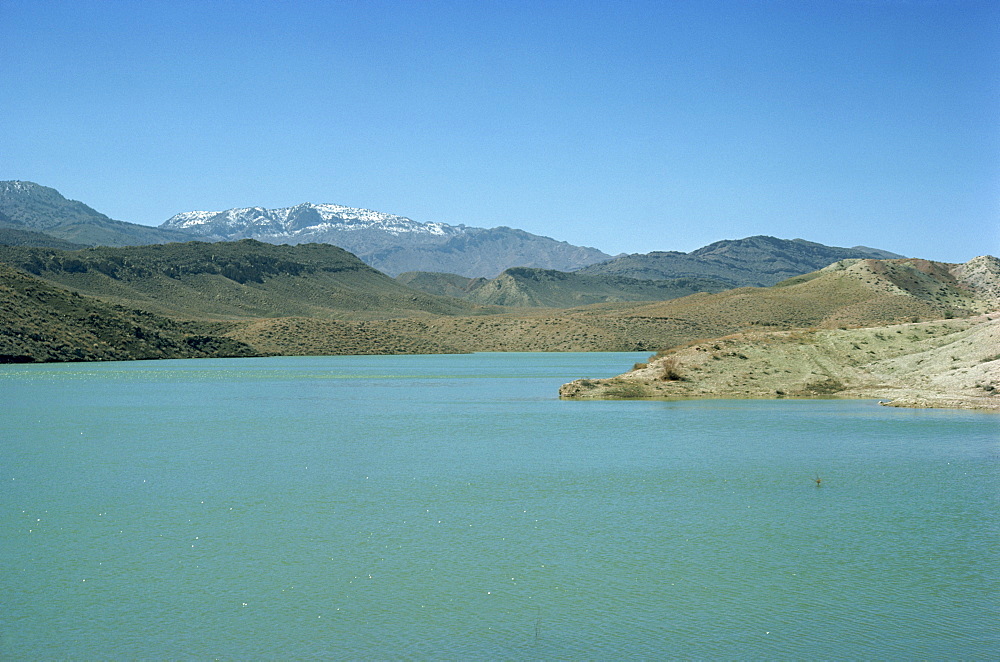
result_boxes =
[2,353,997,659]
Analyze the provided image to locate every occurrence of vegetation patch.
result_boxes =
[604,379,650,398]
[797,377,846,395]
[659,357,685,381]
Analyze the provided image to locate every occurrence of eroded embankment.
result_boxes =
[560,314,1000,411]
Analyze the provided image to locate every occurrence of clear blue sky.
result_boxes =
[3,0,997,262]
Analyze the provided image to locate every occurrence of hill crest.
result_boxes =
[578,235,905,286]
[0,180,195,246]
[0,239,488,321]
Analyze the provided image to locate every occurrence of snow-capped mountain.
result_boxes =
[161,203,612,277]
[163,203,464,241]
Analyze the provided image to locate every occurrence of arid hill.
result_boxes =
[3,250,996,375]
[398,267,730,307]
[224,256,999,357]
[559,256,1000,410]
[559,314,1000,411]
[0,240,492,321]
[0,263,259,362]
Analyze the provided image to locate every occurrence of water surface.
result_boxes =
[2,354,997,658]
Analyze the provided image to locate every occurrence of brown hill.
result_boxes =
[559,314,1000,411]
[3,251,996,368]
[223,256,999,357]
[598,256,998,344]
[558,256,1000,410]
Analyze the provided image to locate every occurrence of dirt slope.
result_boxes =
[560,313,1000,411]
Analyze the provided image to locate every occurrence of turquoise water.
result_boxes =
[2,353,997,659]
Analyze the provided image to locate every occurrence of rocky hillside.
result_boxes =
[0,181,193,246]
[0,263,260,363]
[577,235,904,286]
[0,227,86,250]
[779,256,1000,316]
[230,256,1000,357]
[0,239,489,321]
[161,202,612,277]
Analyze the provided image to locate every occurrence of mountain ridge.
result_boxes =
[0,239,489,321]
[160,201,612,277]
[398,267,731,307]
[0,181,194,246]
[578,235,905,286]
[0,182,923,284]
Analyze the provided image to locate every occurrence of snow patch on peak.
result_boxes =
[167,210,221,226]
[1,180,42,194]
[161,202,464,238]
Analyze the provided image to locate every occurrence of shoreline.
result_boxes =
[560,314,1000,412]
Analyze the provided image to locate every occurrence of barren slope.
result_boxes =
[559,256,1000,410]
[560,314,1000,411]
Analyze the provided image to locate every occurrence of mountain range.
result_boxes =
[576,235,903,287]
[0,181,905,282]
[158,202,613,276]
[2,235,996,362]
[0,181,193,246]
[0,181,613,276]
[393,237,908,307]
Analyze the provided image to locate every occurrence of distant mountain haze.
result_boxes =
[0,181,193,246]
[3,181,910,282]
[397,268,732,307]
[159,202,612,277]
[577,235,906,287]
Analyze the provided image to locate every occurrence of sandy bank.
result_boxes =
[560,313,1000,412]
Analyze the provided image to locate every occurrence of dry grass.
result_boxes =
[228,257,997,357]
